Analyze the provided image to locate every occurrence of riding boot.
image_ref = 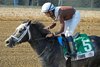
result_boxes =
[67,36,76,57]
[61,34,71,57]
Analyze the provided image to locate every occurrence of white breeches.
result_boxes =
[62,11,81,37]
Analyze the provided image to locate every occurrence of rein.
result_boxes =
[35,37,49,57]
[35,37,46,41]
[26,24,49,57]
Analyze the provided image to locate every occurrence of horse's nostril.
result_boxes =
[6,41,9,44]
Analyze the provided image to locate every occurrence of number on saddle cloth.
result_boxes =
[73,33,94,60]
[74,34,94,53]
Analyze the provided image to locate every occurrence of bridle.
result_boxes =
[9,25,31,43]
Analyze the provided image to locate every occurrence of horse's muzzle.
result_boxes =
[5,37,15,48]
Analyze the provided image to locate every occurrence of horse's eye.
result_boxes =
[19,30,23,33]
[19,27,26,33]
[23,27,26,30]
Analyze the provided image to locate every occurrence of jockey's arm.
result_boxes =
[45,20,56,29]
[55,15,64,35]
[48,15,58,29]
[49,21,56,29]
[45,22,56,29]
[48,15,57,29]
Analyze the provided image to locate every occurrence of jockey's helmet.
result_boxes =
[41,2,55,13]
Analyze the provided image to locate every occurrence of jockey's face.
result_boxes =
[44,11,54,17]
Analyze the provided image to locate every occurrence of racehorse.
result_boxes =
[5,20,100,67]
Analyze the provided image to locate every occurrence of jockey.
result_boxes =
[41,2,81,56]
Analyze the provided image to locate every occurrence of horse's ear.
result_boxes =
[27,20,31,26]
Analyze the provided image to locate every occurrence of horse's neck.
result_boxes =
[28,30,66,67]
[29,38,47,55]
[28,25,48,55]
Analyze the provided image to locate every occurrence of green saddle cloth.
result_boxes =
[74,33,94,54]
[62,33,94,60]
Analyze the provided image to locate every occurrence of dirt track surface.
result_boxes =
[0,7,100,67]
[0,7,47,21]
[0,7,100,21]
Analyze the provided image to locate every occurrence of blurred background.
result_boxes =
[0,0,100,8]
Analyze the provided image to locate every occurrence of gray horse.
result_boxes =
[5,20,100,67]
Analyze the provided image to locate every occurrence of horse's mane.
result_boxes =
[25,20,51,36]
[23,20,45,28]
[31,21,45,29]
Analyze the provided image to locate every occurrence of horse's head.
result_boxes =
[5,20,32,47]
[5,20,50,48]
